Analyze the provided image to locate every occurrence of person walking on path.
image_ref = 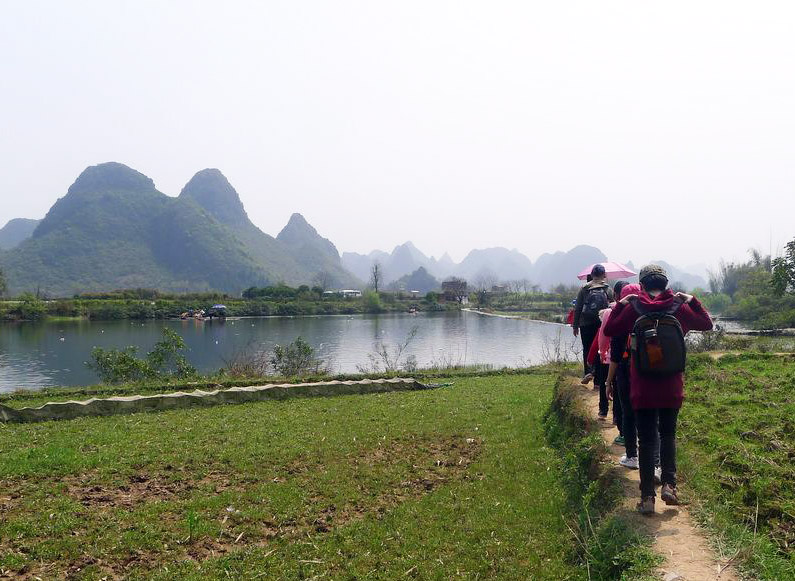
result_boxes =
[573,264,614,379]
[605,282,660,479]
[606,280,629,435]
[603,264,713,515]
[586,303,617,420]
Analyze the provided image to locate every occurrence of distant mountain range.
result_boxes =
[343,244,707,291]
[0,162,358,296]
[0,162,707,296]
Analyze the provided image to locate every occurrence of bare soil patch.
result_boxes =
[66,471,236,510]
[7,435,482,579]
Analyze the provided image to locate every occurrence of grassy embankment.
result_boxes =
[472,292,569,323]
[678,353,795,579]
[0,369,660,580]
[0,288,455,322]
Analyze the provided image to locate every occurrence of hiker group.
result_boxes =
[571,263,713,515]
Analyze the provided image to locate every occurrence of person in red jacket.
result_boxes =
[603,264,713,514]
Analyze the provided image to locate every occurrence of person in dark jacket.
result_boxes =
[603,264,713,514]
[573,264,614,379]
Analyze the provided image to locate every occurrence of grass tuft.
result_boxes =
[545,376,662,580]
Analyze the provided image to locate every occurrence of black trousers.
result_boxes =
[617,365,660,462]
[616,364,636,455]
[636,408,678,498]
[612,375,623,433]
[595,361,609,416]
[579,323,599,376]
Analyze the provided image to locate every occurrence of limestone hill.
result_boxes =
[1,163,358,296]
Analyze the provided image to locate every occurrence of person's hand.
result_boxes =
[619,293,638,305]
[675,292,694,303]
[606,382,614,401]
[573,327,579,337]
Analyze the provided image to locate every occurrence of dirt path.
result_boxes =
[575,379,740,581]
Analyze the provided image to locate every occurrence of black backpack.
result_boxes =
[629,298,686,376]
[582,285,609,318]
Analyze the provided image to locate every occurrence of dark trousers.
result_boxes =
[617,365,660,462]
[579,324,599,376]
[612,375,623,434]
[616,364,635,456]
[636,408,678,498]
[595,362,609,416]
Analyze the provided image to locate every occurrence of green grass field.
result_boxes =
[0,373,592,580]
[679,353,795,579]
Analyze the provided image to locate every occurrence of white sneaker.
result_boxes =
[619,455,639,469]
[654,466,662,484]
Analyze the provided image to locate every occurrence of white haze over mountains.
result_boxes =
[2,2,795,270]
[342,243,707,291]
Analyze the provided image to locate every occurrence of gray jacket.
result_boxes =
[573,281,613,329]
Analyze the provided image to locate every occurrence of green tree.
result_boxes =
[17,293,46,320]
[362,290,382,313]
[772,238,795,296]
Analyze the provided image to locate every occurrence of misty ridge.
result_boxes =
[0,161,705,297]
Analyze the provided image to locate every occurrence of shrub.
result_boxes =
[362,290,382,313]
[701,292,731,313]
[269,337,327,376]
[88,346,154,384]
[16,293,47,320]
[686,325,726,353]
[221,346,271,378]
[356,326,418,373]
[87,328,195,383]
[145,328,196,378]
[720,334,754,351]
[274,303,299,316]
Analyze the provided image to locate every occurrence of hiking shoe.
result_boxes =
[580,373,594,385]
[654,466,662,484]
[597,413,608,421]
[636,496,655,515]
[661,484,680,506]
[613,435,625,446]
[619,455,639,469]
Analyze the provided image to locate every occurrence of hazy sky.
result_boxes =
[2,1,794,272]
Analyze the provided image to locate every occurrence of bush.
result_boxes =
[88,346,154,384]
[720,334,754,350]
[362,290,382,313]
[87,328,196,383]
[686,325,726,353]
[756,309,795,330]
[269,337,327,376]
[16,293,47,320]
[276,303,302,316]
[701,292,731,313]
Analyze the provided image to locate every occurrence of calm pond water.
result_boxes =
[0,311,577,392]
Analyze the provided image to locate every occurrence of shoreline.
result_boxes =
[462,308,565,326]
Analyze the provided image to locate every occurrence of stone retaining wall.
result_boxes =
[0,378,428,423]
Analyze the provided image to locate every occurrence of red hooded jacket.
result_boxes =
[603,289,713,410]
